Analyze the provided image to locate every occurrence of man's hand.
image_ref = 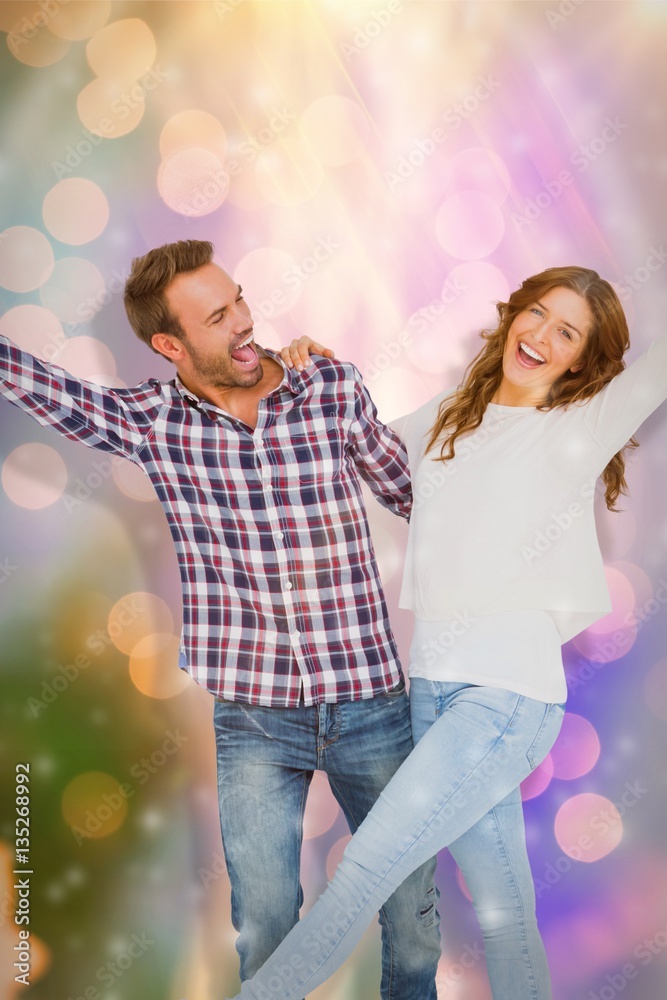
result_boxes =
[280,336,335,372]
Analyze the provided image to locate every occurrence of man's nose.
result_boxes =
[232,300,252,326]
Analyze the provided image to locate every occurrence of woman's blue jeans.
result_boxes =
[231,681,565,1000]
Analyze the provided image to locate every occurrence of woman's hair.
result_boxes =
[124,239,214,355]
[425,265,638,510]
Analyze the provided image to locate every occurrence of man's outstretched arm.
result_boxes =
[0,333,165,459]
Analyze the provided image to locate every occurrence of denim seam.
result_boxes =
[294,771,310,921]
[490,802,541,1000]
[525,702,559,770]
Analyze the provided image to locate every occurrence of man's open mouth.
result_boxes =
[231,332,258,366]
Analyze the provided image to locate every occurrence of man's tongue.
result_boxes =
[518,344,543,368]
[231,341,258,363]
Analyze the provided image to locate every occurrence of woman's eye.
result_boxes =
[560,329,572,340]
[530,307,543,316]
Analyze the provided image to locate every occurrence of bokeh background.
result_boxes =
[1,1,667,998]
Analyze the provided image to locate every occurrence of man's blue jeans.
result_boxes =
[230,681,565,1000]
[213,679,441,1000]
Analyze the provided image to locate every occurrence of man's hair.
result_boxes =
[123,240,214,356]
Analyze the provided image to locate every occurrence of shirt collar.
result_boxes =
[172,344,306,408]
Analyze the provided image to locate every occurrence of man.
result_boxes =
[0,240,440,997]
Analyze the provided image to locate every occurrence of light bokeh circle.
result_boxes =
[435,192,505,260]
[107,592,174,654]
[129,633,191,699]
[86,18,156,84]
[521,753,554,801]
[48,0,112,41]
[408,260,509,375]
[587,566,636,636]
[158,147,229,217]
[61,771,128,840]
[55,335,118,382]
[111,459,157,503]
[7,22,70,66]
[642,657,667,722]
[554,793,623,862]
[77,75,146,138]
[302,771,341,840]
[0,3,43,31]
[0,304,64,361]
[234,247,301,320]
[160,109,228,163]
[326,834,351,882]
[441,147,512,204]
[43,179,109,245]
[2,443,68,509]
[549,713,601,780]
[0,226,54,292]
[455,866,473,902]
[289,264,357,345]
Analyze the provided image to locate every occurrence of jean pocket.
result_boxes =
[383,676,407,697]
[526,702,565,771]
[214,698,276,741]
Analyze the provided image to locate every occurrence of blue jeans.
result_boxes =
[214,679,441,1000]
[230,682,565,1000]
[410,679,559,998]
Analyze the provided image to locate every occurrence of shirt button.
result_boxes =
[276,532,284,540]
[291,630,301,639]
[284,581,293,590]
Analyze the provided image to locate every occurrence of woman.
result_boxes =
[228,266,665,1000]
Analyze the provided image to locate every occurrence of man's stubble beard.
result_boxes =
[184,338,263,389]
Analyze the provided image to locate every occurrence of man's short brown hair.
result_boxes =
[123,240,214,355]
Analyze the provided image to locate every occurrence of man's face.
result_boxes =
[161,263,262,389]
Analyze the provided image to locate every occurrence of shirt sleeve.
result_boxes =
[583,334,667,466]
[388,412,409,443]
[0,334,165,459]
[347,365,412,520]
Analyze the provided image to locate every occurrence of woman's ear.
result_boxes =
[570,362,585,373]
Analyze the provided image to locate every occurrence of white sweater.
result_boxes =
[391,336,667,656]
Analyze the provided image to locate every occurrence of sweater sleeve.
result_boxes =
[389,389,454,463]
[582,334,667,465]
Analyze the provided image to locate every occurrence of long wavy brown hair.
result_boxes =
[425,266,638,510]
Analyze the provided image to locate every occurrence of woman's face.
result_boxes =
[498,286,593,405]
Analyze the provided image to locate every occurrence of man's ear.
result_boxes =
[151,332,185,362]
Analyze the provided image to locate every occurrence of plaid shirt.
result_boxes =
[0,338,411,706]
